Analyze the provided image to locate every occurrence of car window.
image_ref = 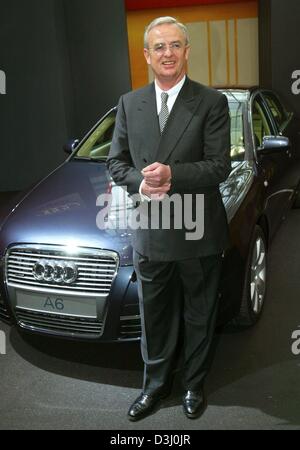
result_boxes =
[252,97,272,148]
[223,92,246,161]
[228,100,245,161]
[75,111,116,160]
[263,92,292,132]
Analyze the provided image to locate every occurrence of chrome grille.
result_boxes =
[6,245,119,297]
[15,308,102,336]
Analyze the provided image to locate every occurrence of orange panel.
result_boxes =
[127,1,258,89]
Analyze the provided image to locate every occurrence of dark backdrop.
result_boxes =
[0,0,131,192]
[259,0,300,119]
[1,0,300,192]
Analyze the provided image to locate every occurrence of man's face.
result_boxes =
[144,23,190,86]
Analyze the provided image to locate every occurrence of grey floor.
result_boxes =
[1,194,300,430]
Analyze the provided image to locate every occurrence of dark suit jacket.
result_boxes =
[107,77,231,261]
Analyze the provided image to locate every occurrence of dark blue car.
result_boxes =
[1,88,300,341]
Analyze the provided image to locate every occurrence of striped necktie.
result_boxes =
[159,92,169,134]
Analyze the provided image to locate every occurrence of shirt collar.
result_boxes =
[154,75,186,97]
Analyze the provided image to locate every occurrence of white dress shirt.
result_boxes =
[154,75,186,115]
[139,76,186,200]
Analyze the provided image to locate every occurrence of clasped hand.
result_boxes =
[141,162,172,200]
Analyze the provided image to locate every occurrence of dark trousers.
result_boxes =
[133,251,223,395]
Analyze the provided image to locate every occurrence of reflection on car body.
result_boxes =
[0,87,300,340]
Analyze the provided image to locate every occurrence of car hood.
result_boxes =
[0,160,134,265]
[0,160,253,265]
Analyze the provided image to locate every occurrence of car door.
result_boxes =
[251,92,290,235]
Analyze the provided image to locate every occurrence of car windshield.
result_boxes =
[74,92,246,162]
[74,111,116,161]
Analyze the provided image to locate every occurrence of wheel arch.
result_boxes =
[257,214,269,250]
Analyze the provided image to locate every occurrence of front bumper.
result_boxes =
[1,245,141,342]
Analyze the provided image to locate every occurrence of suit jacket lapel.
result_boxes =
[136,83,161,163]
[154,77,203,163]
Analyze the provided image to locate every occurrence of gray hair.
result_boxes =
[144,16,190,49]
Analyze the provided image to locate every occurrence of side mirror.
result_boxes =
[63,138,80,154]
[258,135,290,155]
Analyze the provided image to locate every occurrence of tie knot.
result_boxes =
[161,92,169,104]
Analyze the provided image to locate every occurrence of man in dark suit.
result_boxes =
[107,16,231,421]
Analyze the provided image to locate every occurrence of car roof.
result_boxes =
[217,86,264,103]
[216,85,259,92]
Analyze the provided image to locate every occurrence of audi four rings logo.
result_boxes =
[33,260,78,284]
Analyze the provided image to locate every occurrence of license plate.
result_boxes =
[16,291,97,318]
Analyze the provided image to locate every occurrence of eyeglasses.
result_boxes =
[148,42,186,55]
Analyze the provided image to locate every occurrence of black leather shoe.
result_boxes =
[183,389,207,419]
[128,391,169,422]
